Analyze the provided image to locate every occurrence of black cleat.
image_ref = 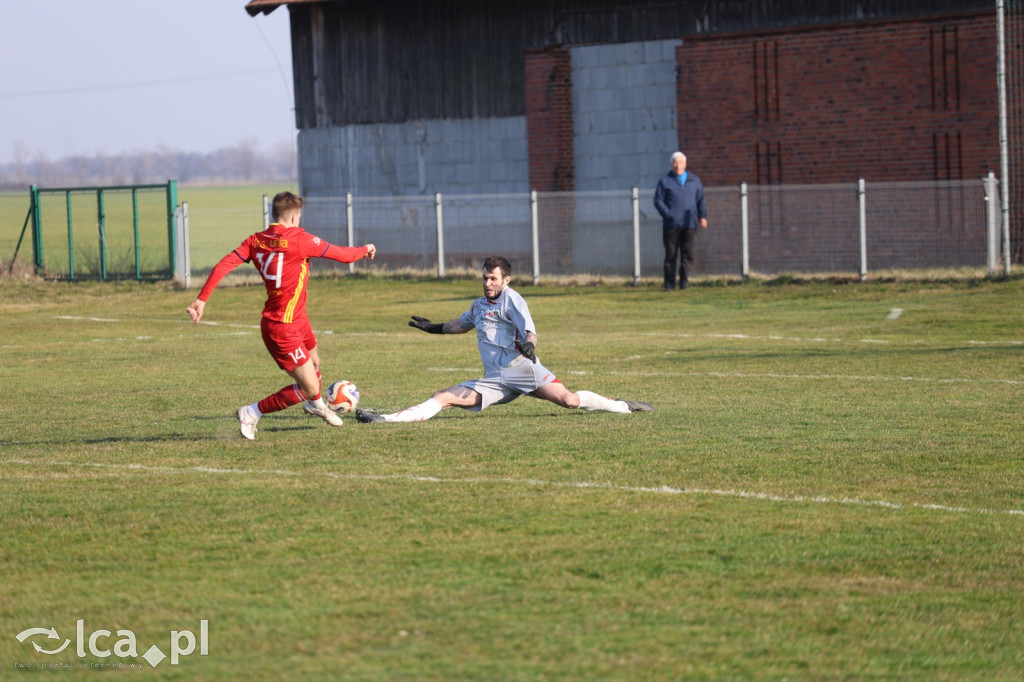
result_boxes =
[618,399,654,413]
[355,409,386,423]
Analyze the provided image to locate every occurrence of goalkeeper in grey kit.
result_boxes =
[356,256,653,423]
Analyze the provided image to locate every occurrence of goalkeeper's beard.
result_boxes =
[484,283,504,300]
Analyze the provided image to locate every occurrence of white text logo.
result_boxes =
[15,619,208,668]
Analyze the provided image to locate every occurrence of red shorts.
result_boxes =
[261,316,317,372]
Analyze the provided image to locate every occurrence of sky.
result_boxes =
[0,0,294,165]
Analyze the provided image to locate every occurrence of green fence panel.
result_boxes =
[0,191,32,271]
[27,181,178,281]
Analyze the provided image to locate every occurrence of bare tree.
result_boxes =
[12,140,31,186]
[237,136,259,183]
[1,139,297,188]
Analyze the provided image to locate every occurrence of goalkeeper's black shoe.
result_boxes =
[355,409,386,423]
[618,399,654,413]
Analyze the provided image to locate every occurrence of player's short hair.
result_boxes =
[671,151,686,164]
[483,256,512,279]
[271,191,304,221]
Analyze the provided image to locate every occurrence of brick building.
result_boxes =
[678,15,999,187]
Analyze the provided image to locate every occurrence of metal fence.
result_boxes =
[300,176,1008,280]
[4,178,1006,282]
[1,182,178,280]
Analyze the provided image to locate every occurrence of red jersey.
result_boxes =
[198,224,368,323]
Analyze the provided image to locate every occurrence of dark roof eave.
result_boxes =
[245,0,327,17]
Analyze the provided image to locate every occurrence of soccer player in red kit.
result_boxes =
[186,191,376,439]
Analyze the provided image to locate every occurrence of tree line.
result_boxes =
[0,138,296,189]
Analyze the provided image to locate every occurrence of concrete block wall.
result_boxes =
[298,116,529,198]
[572,39,682,192]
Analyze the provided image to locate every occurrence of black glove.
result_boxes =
[409,315,444,334]
[515,339,537,363]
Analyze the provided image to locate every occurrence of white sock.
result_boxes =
[385,398,443,423]
[307,397,327,410]
[248,403,263,419]
[576,390,630,414]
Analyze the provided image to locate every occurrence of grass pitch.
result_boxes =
[1,275,1023,679]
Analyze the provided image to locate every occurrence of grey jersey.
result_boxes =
[459,287,536,376]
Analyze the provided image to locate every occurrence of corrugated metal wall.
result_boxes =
[290,2,552,127]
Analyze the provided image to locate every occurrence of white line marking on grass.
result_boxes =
[38,319,1024,349]
[54,315,119,322]
[195,321,261,330]
[968,339,1024,346]
[647,332,845,343]
[887,308,904,320]
[425,367,1022,385]
[603,370,1024,385]
[640,331,1024,346]
[4,459,1022,517]
[1,331,263,350]
[83,335,157,343]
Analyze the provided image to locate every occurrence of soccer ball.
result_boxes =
[326,380,360,413]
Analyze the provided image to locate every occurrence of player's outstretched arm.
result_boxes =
[186,298,206,324]
[186,250,245,324]
[322,243,375,264]
[409,316,468,335]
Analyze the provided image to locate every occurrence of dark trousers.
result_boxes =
[663,228,695,289]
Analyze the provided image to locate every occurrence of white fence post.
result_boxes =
[262,194,269,231]
[346,192,355,274]
[1005,201,1013,275]
[985,172,1001,275]
[998,0,1012,275]
[435,192,445,278]
[174,202,190,288]
[632,186,640,284]
[858,178,867,281]
[531,190,540,284]
[740,182,749,279]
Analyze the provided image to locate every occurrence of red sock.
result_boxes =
[257,384,305,415]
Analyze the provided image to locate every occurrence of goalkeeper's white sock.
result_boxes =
[576,390,630,414]
[385,398,443,423]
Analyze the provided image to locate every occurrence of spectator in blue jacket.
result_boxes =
[653,152,708,290]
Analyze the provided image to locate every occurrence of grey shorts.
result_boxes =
[459,357,558,411]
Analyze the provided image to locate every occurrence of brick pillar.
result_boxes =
[525,46,574,274]
[525,45,573,192]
